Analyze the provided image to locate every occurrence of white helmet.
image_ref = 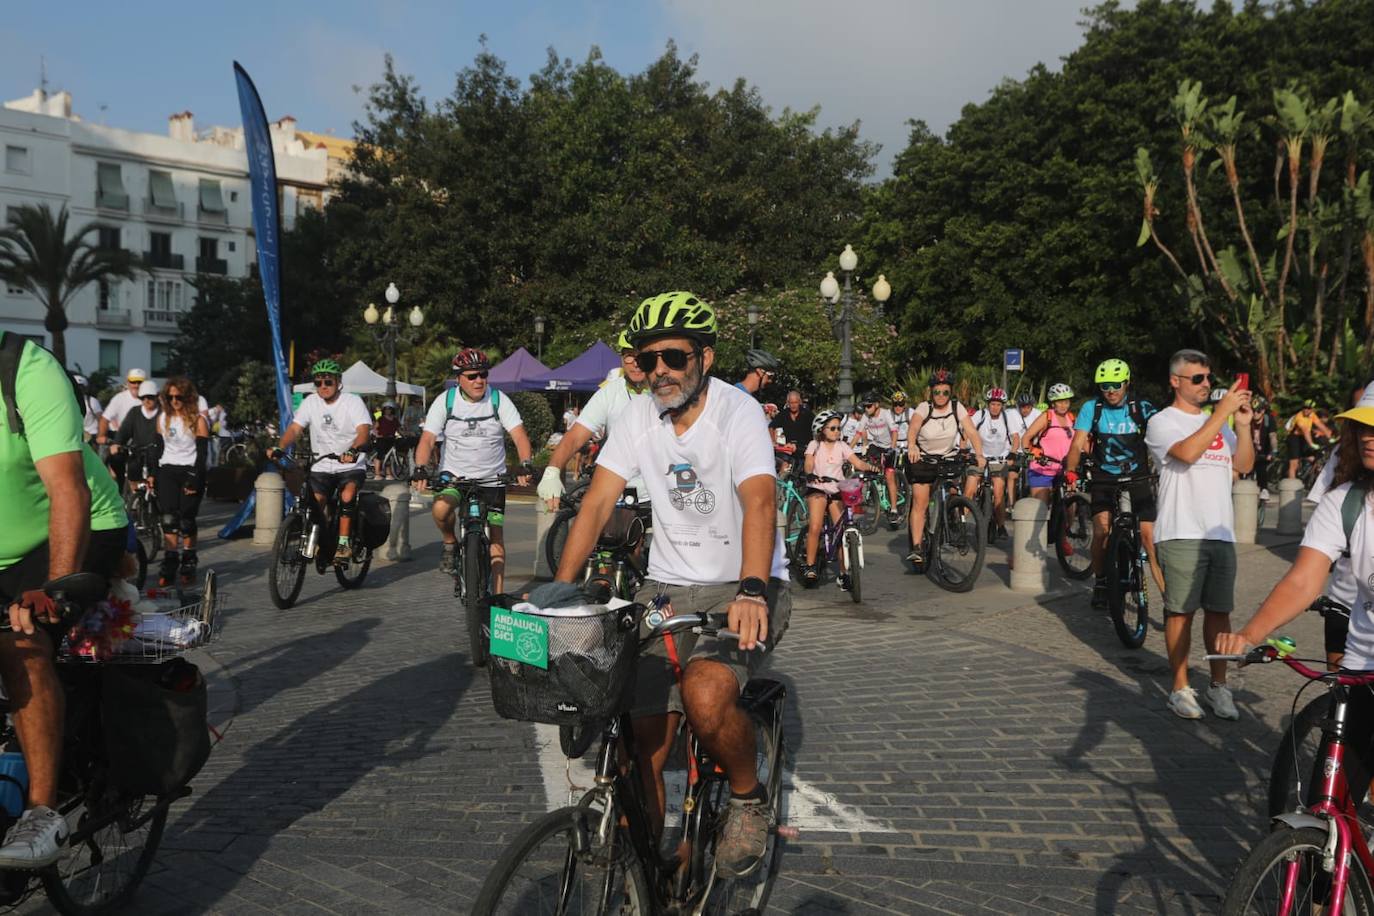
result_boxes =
[811,409,842,438]
[137,380,159,398]
[1048,383,1074,402]
[382,399,398,409]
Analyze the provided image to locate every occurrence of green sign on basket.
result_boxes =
[489,607,549,669]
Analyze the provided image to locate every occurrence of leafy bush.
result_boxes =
[510,391,555,452]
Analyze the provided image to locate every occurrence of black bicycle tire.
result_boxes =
[333,542,372,590]
[1105,527,1147,648]
[43,792,169,914]
[783,496,808,567]
[1219,825,1374,915]
[267,515,307,609]
[856,479,880,536]
[927,494,985,593]
[464,528,490,667]
[559,721,600,759]
[138,497,162,563]
[1266,694,1334,821]
[698,714,787,915]
[844,528,862,604]
[133,540,147,591]
[1055,492,1095,580]
[473,805,651,915]
[544,508,576,578]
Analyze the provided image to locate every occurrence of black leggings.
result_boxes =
[157,465,203,538]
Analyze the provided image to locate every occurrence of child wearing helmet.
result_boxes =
[798,410,878,588]
[1021,383,1076,504]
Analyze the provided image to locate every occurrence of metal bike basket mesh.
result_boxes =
[488,604,638,727]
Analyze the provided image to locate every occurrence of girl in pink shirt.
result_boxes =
[801,410,877,587]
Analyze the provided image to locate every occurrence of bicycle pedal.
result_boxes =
[773,824,800,840]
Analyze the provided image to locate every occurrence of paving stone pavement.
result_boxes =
[17,498,1323,914]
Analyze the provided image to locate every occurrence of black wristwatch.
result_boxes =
[737,576,767,599]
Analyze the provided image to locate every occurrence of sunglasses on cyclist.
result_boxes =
[460,371,489,380]
[140,394,157,401]
[634,348,693,373]
[824,424,842,432]
[931,388,952,397]
[313,376,337,387]
[1098,382,1125,392]
[167,394,185,402]
[1175,371,1212,385]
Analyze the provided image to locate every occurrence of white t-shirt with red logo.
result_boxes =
[1145,406,1237,543]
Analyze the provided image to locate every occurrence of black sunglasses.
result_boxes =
[460,371,489,380]
[167,394,185,402]
[931,388,952,397]
[1175,371,1212,385]
[140,394,157,401]
[313,376,337,387]
[824,424,841,432]
[634,348,693,373]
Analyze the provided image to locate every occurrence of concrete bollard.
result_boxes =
[1011,497,1050,593]
[534,499,556,580]
[1232,478,1260,544]
[1277,478,1305,535]
[380,482,413,562]
[252,471,285,546]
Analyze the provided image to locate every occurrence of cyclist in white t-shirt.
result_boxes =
[414,348,533,593]
[903,369,985,569]
[537,330,649,509]
[271,359,373,566]
[539,291,789,879]
[853,393,902,526]
[969,387,1020,539]
[1217,389,1374,760]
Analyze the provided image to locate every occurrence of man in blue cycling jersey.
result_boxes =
[1063,358,1162,609]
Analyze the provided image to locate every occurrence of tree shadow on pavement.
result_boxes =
[1043,594,1280,914]
[160,652,470,910]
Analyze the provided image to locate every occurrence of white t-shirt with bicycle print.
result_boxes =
[292,392,371,474]
[597,377,787,586]
[423,389,524,480]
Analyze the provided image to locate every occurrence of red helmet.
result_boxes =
[984,387,1007,402]
[452,348,490,372]
[929,368,955,387]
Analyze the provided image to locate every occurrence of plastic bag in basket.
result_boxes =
[837,477,864,507]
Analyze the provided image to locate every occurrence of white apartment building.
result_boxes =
[0,87,338,379]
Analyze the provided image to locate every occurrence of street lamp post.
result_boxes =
[819,245,890,412]
[363,282,424,399]
[746,301,760,348]
[534,314,545,361]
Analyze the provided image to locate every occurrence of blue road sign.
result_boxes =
[1004,348,1024,371]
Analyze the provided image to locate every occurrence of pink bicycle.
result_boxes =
[1212,641,1374,914]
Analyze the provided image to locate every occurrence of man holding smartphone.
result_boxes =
[1146,349,1254,721]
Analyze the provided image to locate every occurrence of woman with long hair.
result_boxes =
[154,376,211,586]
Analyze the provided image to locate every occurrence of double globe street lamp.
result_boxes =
[363,282,425,399]
[820,244,891,411]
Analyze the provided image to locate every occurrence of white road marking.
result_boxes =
[534,723,891,834]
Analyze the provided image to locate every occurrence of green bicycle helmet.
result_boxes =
[1095,358,1130,384]
[616,330,633,351]
[627,291,718,347]
[311,358,342,377]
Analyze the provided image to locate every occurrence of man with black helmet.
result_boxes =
[543,291,790,880]
[736,348,780,397]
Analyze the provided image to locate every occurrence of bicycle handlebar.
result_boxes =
[644,609,767,652]
[1205,643,1374,686]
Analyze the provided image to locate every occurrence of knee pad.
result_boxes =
[338,491,360,520]
[161,511,179,530]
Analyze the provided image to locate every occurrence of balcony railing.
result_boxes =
[94,308,132,329]
[142,251,185,271]
[195,257,228,275]
[95,192,129,212]
[143,309,183,329]
[143,198,184,221]
[197,206,228,226]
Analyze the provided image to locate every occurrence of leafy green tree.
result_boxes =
[0,203,139,367]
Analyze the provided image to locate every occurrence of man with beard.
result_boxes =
[539,291,790,879]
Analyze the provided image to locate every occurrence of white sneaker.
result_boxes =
[0,805,68,868]
[1260,488,1271,501]
[1204,682,1240,720]
[1167,686,1205,720]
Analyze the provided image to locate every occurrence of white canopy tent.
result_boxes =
[291,360,425,397]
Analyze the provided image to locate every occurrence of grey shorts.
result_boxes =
[630,577,791,719]
[1157,538,1237,616]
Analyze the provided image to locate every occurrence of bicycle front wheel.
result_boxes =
[1105,527,1148,648]
[928,495,985,593]
[44,790,168,915]
[1055,493,1094,579]
[544,508,575,577]
[137,499,162,563]
[268,515,307,609]
[334,541,372,590]
[856,480,880,536]
[473,805,651,915]
[844,527,862,604]
[1220,825,1374,915]
[782,496,808,567]
[463,528,490,668]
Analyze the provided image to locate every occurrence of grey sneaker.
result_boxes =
[1167,686,1205,720]
[1204,682,1240,720]
[0,805,68,868]
[439,542,457,577]
[714,794,773,878]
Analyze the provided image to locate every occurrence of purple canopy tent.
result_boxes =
[525,341,621,392]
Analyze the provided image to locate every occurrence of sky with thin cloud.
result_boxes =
[1,0,1114,174]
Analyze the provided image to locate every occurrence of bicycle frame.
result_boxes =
[1299,685,1374,906]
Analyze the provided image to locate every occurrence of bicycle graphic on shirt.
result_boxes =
[665,462,716,514]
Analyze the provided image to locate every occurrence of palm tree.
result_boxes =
[0,203,139,368]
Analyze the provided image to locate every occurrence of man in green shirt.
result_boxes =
[0,335,127,868]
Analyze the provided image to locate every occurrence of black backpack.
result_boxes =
[1087,396,1152,470]
[0,331,87,437]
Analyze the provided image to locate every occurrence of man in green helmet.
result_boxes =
[271,359,373,566]
[537,291,791,880]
